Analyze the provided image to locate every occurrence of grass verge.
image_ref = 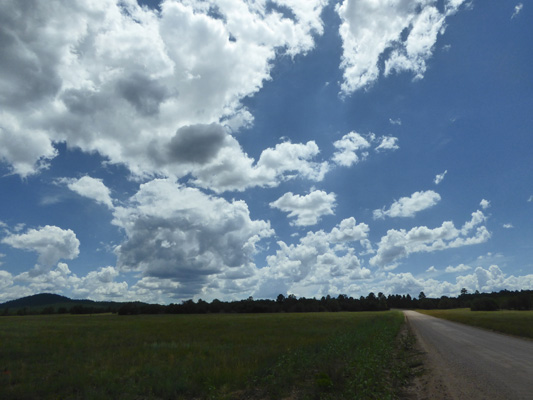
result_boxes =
[417,309,533,339]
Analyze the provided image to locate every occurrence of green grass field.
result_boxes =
[0,311,410,400]
[417,309,533,339]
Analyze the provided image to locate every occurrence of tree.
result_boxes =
[418,291,426,300]
[471,297,499,311]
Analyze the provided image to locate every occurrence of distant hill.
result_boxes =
[0,293,73,309]
[0,293,128,315]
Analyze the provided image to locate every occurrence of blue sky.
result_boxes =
[0,0,531,303]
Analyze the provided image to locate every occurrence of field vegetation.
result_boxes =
[417,308,533,339]
[0,311,414,400]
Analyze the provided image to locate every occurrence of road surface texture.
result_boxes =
[403,310,533,400]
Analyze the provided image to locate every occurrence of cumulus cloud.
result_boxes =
[480,199,491,209]
[373,190,441,219]
[361,264,533,298]
[2,225,80,269]
[191,139,329,192]
[0,263,130,302]
[336,0,466,94]
[370,210,490,268]
[332,132,398,167]
[255,217,371,299]
[434,170,447,185]
[112,179,273,299]
[0,115,58,177]
[61,176,114,209]
[166,123,227,165]
[460,210,487,235]
[72,266,129,300]
[452,265,533,294]
[0,0,328,178]
[270,190,336,226]
[332,132,371,166]
[445,264,471,273]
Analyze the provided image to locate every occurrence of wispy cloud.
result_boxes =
[512,3,523,19]
[434,170,447,185]
[389,118,402,125]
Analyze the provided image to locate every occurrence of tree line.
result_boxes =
[118,289,533,315]
[117,293,389,315]
[1,289,531,316]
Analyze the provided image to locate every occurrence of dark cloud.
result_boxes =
[167,123,227,164]
[61,89,108,115]
[116,72,169,116]
[0,2,62,107]
[112,179,273,298]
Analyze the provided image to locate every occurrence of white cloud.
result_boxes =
[0,269,12,290]
[373,190,441,219]
[71,266,129,300]
[357,264,533,298]
[270,190,336,226]
[480,199,491,209]
[455,265,533,294]
[332,132,371,167]
[332,132,398,167]
[445,264,471,273]
[0,263,131,302]
[370,210,490,268]
[255,217,371,299]
[2,226,80,269]
[434,170,447,184]
[389,118,402,126]
[512,3,523,19]
[112,179,273,299]
[375,136,400,152]
[336,0,466,95]
[426,266,438,273]
[0,114,58,177]
[189,138,329,192]
[528,195,533,202]
[61,176,114,209]
[460,210,487,235]
[503,223,514,229]
[0,0,328,178]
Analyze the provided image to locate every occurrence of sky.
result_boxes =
[0,0,532,304]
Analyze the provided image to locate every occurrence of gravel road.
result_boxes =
[403,310,533,400]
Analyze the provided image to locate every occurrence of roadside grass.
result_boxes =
[417,309,533,339]
[0,311,409,400]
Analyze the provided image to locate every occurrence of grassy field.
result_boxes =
[417,309,533,339]
[0,311,411,400]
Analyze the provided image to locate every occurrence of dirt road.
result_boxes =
[403,310,533,399]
